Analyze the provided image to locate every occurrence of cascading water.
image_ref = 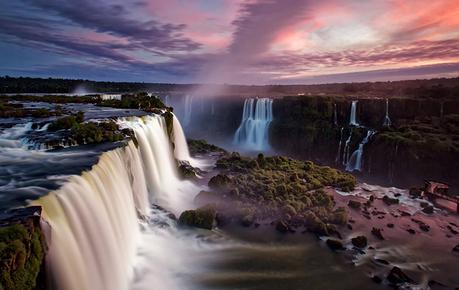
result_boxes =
[233,98,273,151]
[346,129,376,172]
[342,128,353,166]
[383,98,392,127]
[335,127,344,163]
[333,103,338,126]
[349,100,359,126]
[33,114,199,290]
[183,95,193,127]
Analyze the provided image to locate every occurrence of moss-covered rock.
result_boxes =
[178,205,217,230]
[187,139,227,155]
[0,206,46,290]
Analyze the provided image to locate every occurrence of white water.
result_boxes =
[183,95,193,127]
[349,100,359,126]
[0,122,33,148]
[34,114,201,290]
[383,98,392,127]
[342,128,353,166]
[335,127,344,163]
[233,98,273,151]
[346,129,375,172]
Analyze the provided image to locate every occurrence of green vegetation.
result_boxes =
[204,153,355,235]
[187,139,227,155]
[0,224,44,290]
[0,101,64,119]
[98,93,166,111]
[178,205,216,230]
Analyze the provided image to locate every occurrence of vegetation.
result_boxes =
[0,101,64,119]
[0,224,44,290]
[98,93,166,111]
[200,153,355,235]
[187,139,227,155]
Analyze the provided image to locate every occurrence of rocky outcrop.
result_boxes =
[178,205,217,230]
[0,206,46,290]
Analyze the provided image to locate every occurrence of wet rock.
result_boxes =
[241,215,255,227]
[387,266,414,285]
[351,235,368,248]
[422,205,434,214]
[387,223,395,228]
[383,195,399,206]
[326,239,345,251]
[400,211,411,217]
[347,224,353,230]
[419,224,430,232]
[178,205,216,230]
[447,225,458,235]
[371,227,385,240]
[371,275,382,284]
[406,228,416,235]
[420,201,429,208]
[348,200,362,209]
[375,258,390,265]
[177,161,201,180]
[409,187,423,198]
[452,244,459,253]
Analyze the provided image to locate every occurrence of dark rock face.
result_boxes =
[326,239,345,251]
[351,236,368,248]
[208,174,231,190]
[387,266,414,286]
[0,206,46,290]
[452,244,459,253]
[275,220,292,233]
[348,200,362,209]
[178,205,217,230]
[382,195,399,206]
[177,161,201,180]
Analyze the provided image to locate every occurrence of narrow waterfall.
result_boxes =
[34,114,197,290]
[383,98,392,127]
[342,129,353,166]
[183,95,193,127]
[346,129,376,172]
[335,127,344,163]
[233,98,273,151]
[349,100,359,126]
[333,103,338,126]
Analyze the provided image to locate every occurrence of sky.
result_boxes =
[1,0,459,84]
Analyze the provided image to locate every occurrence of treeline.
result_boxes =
[1,75,459,98]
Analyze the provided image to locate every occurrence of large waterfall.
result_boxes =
[34,114,198,290]
[233,98,273,151]
[349,100,359,126]
[383,98,392,127]
[346,129,375,172]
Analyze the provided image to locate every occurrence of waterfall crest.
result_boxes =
[383,99,392,127]
[349,100,359,126]
[34,114,197,290]
[233,98,273,151]
[346,129,375,172]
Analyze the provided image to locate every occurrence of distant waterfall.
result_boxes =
[335,127,344,163]
[333,103,338,126]
[383,99,392,127]
[342,129,353,166]
[183,95,193,127]
[349,100,359,126]
[346,129,376,172]
[233,98,273,151]
[34,114,197,290]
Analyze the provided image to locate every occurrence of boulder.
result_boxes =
[387,266,414,285]
[422,205,434,214]
[178,205,217,230]
[351,235,368,248]
[383,195,399,206]
[371,227,385,240]
[326,239,345,251]
[177,161,200,180]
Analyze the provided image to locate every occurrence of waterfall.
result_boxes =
[333,103,338,126]
[342,128,353,166]
[383,98,392,127]
[346,129,376,172]
[335,127,344,163]
[183,95,193,127]
[233,98,273,151]
[349,100,359,126]
[34,114,198,290]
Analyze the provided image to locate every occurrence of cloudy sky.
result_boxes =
[1,0,459,84]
